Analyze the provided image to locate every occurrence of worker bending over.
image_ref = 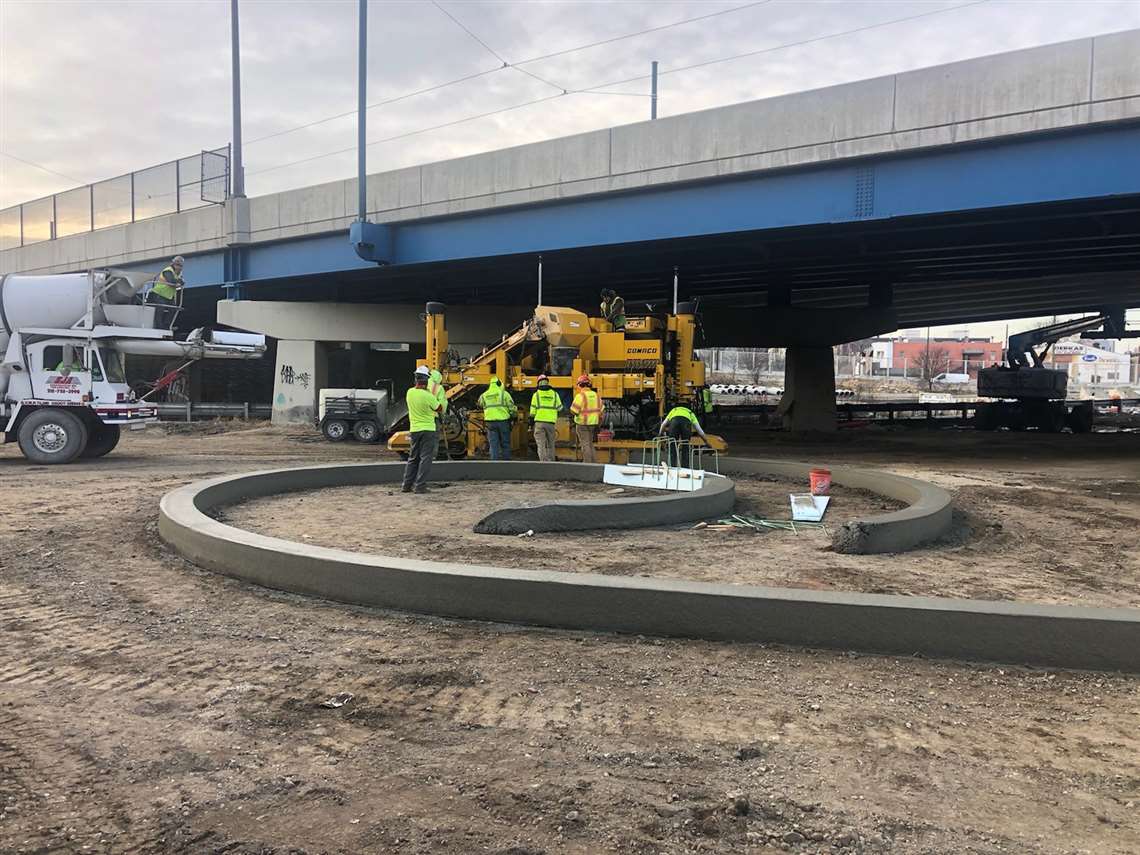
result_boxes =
[529,374,562,461]
[659,403,708,466]
[478,377,518,460]
[600,289,625,331]
[402,366,443,493]
[570,374,604,463]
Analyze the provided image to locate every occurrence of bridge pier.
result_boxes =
[273,340,329,425]
[777,346,838,432]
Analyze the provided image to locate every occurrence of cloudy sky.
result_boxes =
[2,0,1138,340]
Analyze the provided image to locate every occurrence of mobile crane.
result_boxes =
[975,307,1138,432]
[387,301,726,463]
[1,269,265,463]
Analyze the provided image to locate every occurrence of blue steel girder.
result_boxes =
[181,123,1140,290]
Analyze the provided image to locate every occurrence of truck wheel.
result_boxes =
[974,403,998,431]
[81,423,122,458]
[17,409,89,464]
[322,419,349,442]
[352,420,380,443]
[1066,404,1094,433]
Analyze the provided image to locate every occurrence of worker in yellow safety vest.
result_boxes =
[600,289,625,331]
[478,377,518,460]
[402,365,443,493]
[701,386,715,425]
[569,374,604,463]
[658,404,707,467]
[428,368,448,436]
[147,255,185,329]
[529,374,562,461]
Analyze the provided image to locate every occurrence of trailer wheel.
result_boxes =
[17,409,89,464]
[322,419,349,442]
[81,423,122,458]
[352,420,380,443]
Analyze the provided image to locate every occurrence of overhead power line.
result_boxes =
[245,0,768,147]
[246,0,989,180]
[0,150,87,186]
[578,0,992,93]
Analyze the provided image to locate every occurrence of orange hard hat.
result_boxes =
[577,374,591,385]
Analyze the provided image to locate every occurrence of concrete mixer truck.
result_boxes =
[0,268,265,463]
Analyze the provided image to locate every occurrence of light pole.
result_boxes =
[230,0,245,197]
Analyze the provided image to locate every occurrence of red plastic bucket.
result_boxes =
[596,429,614,443]
[809,468,831,496]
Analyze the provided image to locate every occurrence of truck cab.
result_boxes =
[2,335,157,463]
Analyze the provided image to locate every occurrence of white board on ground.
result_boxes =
[604,463,715,492]
[790,493,830,521]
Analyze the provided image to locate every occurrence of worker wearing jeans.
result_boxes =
[478,377,517,460]
[402,366,442,493]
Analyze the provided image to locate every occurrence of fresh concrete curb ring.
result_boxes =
[720,457,954,554]
[159,460,1140,672]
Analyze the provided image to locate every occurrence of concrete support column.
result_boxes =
[272,340,328,425]
[777,346,837,432]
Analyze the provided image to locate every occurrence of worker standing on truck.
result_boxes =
[600,289,625,331]
[147,256,185,329]
[478,376,517,460]
[402,366,443,493]
[658,404,708,467]
[529,374,562,461]
[570,374,604,463]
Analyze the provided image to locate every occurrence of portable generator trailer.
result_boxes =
[387,301,726,463]
[0,269,266,463]
[975,307,1139,432]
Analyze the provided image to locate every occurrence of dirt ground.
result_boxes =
[223,464,1140,608]
[1,422,1139,855]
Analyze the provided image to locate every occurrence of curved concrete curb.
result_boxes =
[720,457,954,554]
[159,461,1140,672]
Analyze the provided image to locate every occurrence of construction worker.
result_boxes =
[701,385,716,425]
[428,367,448,437]
[570,374,604,463]
[600,289,625,331]
[55,349,84,374]
[147,255,185,329]
[478,376,517,460]
[529,374,562,461]
[402,366,443,493]
[658,403,708,467]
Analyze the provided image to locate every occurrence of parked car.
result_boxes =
[933,372,971,384]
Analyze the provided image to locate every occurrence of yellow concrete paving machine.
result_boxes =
[387,301,726,463]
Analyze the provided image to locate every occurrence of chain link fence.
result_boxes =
[0,146,230,251]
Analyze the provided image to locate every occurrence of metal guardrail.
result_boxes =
[714,398,1140,425]
[0,147,230,251]
[155,402,270,422]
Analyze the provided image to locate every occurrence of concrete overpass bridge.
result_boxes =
[2,30,1138,425]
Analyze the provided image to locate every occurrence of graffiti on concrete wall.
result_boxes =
[280,365,311,389]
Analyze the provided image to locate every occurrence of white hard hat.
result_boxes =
[172,255,185,265]
[414,365,431,377]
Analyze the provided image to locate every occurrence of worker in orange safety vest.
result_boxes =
[569,374,604,463]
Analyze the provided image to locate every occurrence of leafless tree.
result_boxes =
[918,345,951,390]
